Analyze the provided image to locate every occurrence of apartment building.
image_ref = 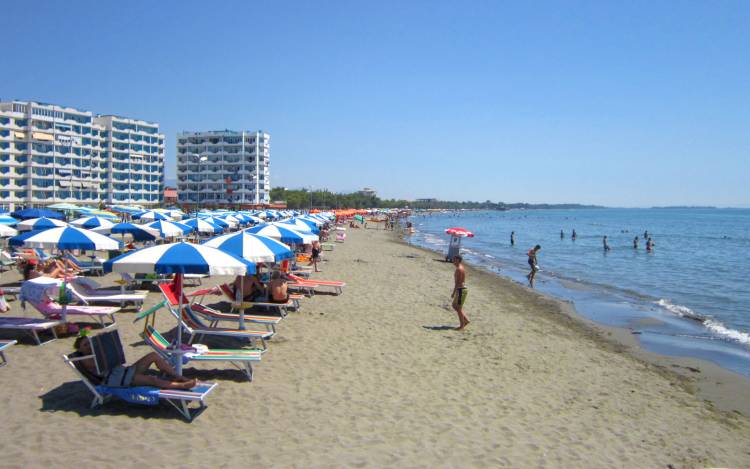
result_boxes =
[177,130,270,207]
[0,100,164,210]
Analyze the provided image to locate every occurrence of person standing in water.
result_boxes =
[633,236,639,249]
[603,236,611,251]
[644,230,649,239]
[526,245,541,287]
[572,229,577,241]
[646,237,654,252]
[510,231,515,246]
[451,255,469,330]
[560,229,564,239]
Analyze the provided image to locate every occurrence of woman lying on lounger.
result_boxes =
[73,337,197,390]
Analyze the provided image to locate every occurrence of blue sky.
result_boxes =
[2,0,748,207]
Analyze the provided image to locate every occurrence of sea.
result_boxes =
[407,208,750,377]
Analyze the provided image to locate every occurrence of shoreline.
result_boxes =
[397,228,750,417]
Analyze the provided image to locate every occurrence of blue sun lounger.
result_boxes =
[62,328,217,421]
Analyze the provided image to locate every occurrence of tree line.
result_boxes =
[270,188,602,211]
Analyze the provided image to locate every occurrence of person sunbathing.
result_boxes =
[231,273,264,301]
[269,271,289,303]
[73,336,197,390]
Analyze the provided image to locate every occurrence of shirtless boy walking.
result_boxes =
[451,255,470,330]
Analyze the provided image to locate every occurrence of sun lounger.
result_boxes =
[67,282,147,309]
[321,242,335,251]
[143,325,261,382]
[216,283,296,317]
[121,272,206,288]
[0,340,17,365]
[27,300,118,326]
[64,252,104,276]
[287,273,346,295]
[173,286,283,331]
[62,328,217,421]
[159,284,273,350]
[0,317,61,345]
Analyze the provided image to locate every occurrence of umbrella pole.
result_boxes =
[238,277,246,330]
[175,272,184,376]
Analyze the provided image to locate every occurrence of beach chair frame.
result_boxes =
[0,340,17,366]
[0,318,61,345]
[61,329,217,422]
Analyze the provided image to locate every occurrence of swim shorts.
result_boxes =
[454,287,468,306]
[105,365,136,387]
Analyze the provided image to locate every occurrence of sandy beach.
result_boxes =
[1,226,749,468]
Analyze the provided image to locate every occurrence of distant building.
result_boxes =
[0,100,164,210]
[163,186,177,205]
[359,187,377,197]
[177,130,270,207]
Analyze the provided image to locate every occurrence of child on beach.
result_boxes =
[526,245,541,287]
[451,255,469,330]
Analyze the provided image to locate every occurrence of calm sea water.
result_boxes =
[408,208,750,377]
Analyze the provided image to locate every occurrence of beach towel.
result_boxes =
[94,385,160,406]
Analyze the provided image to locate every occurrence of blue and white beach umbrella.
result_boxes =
[199,216,229,229]
[105,242,254,373]
[9,226,121,251]
[132,210,172,221]
[183,217,223,235]
[70,216,116,233]
[146,220,193,238]
[203,231,294,264]
[17,217,69,232]
[245,224,318,244]
[284,218,321,234]
[0,224,18,237]
[271,221,317,236]
[110,223,162,241]
[0,213,18,226]
[104,242,255,275]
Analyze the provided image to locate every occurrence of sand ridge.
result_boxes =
[0,226,748,468]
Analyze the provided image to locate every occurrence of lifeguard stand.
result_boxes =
[446,235,462,262]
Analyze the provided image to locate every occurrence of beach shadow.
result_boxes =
[423,325,456,331]
[39,381,179,421]
[432,258,450,263]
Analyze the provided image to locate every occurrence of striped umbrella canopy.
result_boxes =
[132,210,172,221]
[237,213,263,224]
[272,221,316,236]
[0,224,18,237]
[215,215,240,229]
[245,224,318,244]
[203,231,294,263]
[297,216,323,227]
[104,242,255,275]
[0,214,18,226]
[17,217,69,232]
[11,208,65,220]
[182,217,223,234]
[110,223,162,241]
[70,216,116,233]
[104,242,255,374]
[199,216,229,229]
[146,220,194,238]
[285,218,321,234]
[9,226,122,250]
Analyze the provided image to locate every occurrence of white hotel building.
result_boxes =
[0,100,164,210]
[177,130,270,207]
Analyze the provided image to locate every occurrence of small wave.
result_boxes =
[656,299,750,346]
[704,320,750,346]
